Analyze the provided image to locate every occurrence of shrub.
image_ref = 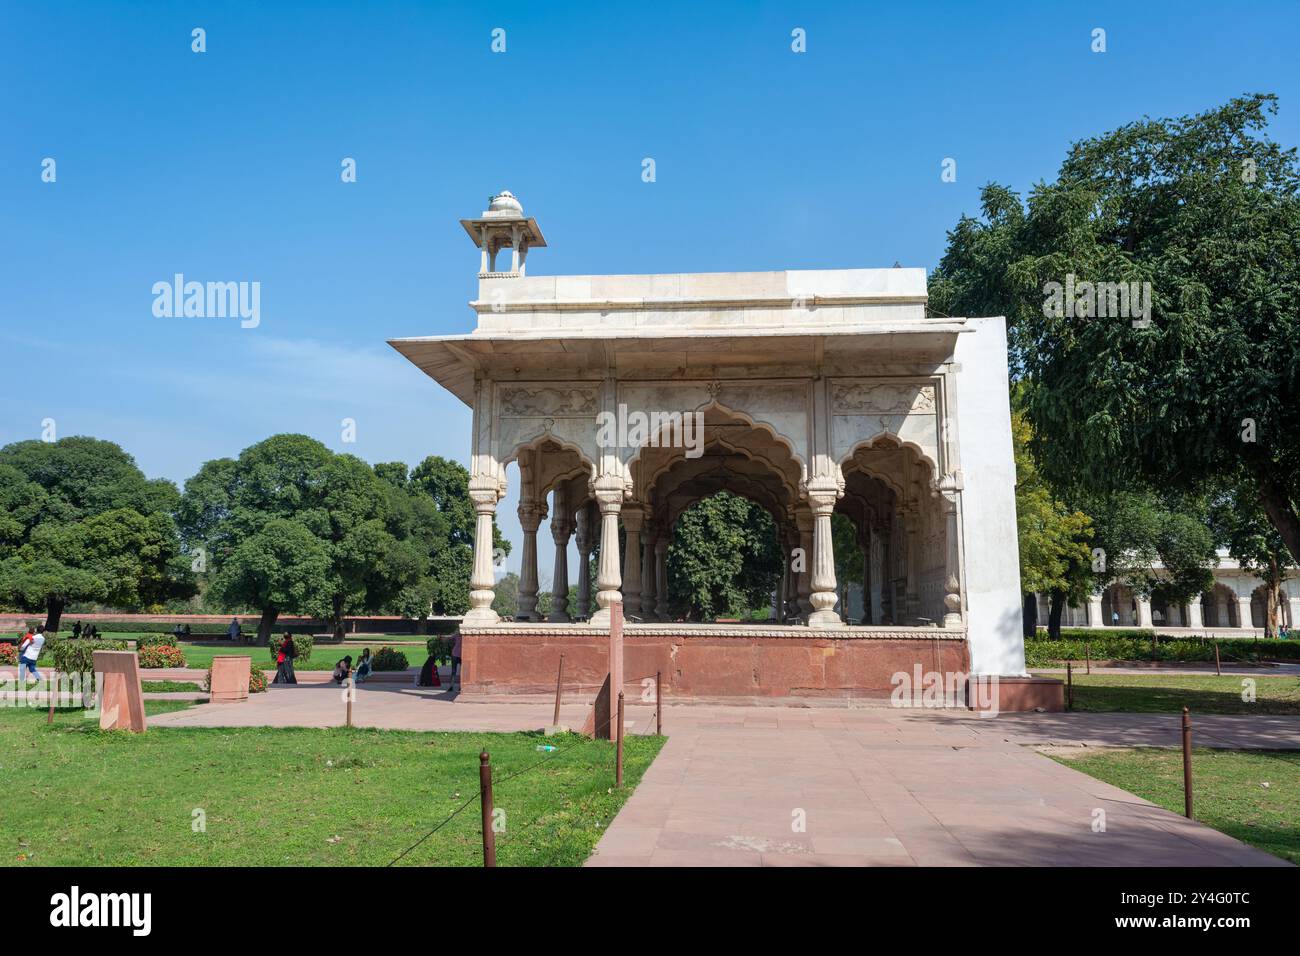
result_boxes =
[136,633,179,649]
[137,644,187,668]
[0,643,16,666]
[426,636,452,664]
[267,634,313,664]
[48,638,129,677]
[1023,630,1300,667]
[202,665,267,694]
[371,647,410,671]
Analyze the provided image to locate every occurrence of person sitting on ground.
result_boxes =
[416,654,442,688]
[353,649,372,683]
[332,655,353,685]
[227,617,241,642]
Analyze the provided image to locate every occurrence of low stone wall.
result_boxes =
[460,623,971,700]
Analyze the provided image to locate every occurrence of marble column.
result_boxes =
[904,505,921,624]
[1086,592,1104,628]
[939,490,962,629]
[1168,602,1183,627]
[806,482,842,627]
[621,506,643,618]
[654,536,670,620]
[464,479,501,624]
[590,477,623,626]
[1136,596,1153,629]
[1237,594,1255,631]
[640,521,657,622]
[516,500,543,621]
[547,514,572,623]
[1186,597,1204,630]
[796,512,814,621]
[574,502,594,619]
[868,526,883,625]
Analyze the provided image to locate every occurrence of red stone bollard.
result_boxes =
[616,691,625,789]
[1181,707,1193,819]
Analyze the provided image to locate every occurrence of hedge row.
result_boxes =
[1025,631,1300,667]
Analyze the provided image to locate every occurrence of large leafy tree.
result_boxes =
[667,491,782,620]
[0,438,193,630]
[930,94,1300,564]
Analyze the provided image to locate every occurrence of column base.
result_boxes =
[806,609,844,627]
[463,606,500,625]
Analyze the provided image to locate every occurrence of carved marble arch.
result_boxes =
[502,434,595,507]
[625,401,809,488]
[838,431,939,489]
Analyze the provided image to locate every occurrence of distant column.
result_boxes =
[640,521,657,622]
[654,536,670,621]
[1086,592,1104,628]
[548,515,572,623]
[1237,594,1255,631]
[1186,596,1205,630]
[1137,596,1154,629]
[621,506,644,618]
[574,503,594,619]
[516,501,543,621]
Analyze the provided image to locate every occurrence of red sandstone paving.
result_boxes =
[138,686,1298,867]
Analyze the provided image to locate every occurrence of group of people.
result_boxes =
[330,649,373,685]
[69,621,100,640]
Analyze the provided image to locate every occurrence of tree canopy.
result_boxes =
[0,437,193,630]
[931,94,1300,567]
[666,491,782,620]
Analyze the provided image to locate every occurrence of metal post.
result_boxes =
[1066,661,1073,711]
[1214,641,1221,676]
[1085,641,1091,675]
[1181,707,1193,819]
[346,679,353,728]
[47,673,56,724]
[479,751,496,867]
[616,691,625,788]
[655,670,662,735]
[552,654,564,728]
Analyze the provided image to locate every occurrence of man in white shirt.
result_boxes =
[19,624,46,683]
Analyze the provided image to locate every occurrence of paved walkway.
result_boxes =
[138,684,1298,868]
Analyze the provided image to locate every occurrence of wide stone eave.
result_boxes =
[389,320,973,406]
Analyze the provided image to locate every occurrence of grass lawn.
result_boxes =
[1044,673,1300,715]
[1053,747,1300,864]
[0,705,663,866]
[141,681,203,693]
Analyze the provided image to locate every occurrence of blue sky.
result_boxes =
[2,0,1297,577]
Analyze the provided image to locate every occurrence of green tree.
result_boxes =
[0,438,193,630]
[1209,476,1295,637]
[931,94,1300,565]
[210,518,332,641]
[666,492,781,620]
[1012,409,1094,638]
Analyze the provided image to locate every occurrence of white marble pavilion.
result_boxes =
[390,192,1038,699]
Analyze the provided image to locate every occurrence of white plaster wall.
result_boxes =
[953,317,1027,676]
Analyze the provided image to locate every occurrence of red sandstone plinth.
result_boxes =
[93,650,147,732]
[210,655,252,702]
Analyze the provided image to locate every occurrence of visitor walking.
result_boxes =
[19,625,46,684]
[272,633,297,684]
[353,649,372,683]
[449,630,463,690]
